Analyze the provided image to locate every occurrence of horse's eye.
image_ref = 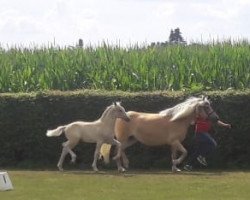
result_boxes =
[205,105,211,110]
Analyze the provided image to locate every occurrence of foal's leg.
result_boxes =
[65,146,77,163]
[57,145,68,171]
[92,142,103,172]
[57,141,70,171]
[57,141,78,171]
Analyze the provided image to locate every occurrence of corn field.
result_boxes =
[0,41,250,92]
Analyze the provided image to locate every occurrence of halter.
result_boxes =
[207,109,215,117]
[203,106,219,122]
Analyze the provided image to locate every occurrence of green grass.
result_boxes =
[1,170,250,200]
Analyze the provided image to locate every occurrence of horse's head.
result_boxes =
[111,102,130,122]
[196,96,219,122]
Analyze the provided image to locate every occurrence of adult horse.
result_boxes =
[46,102,130,172]
[101,96,218,172]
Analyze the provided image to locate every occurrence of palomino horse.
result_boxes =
[46,102,130,171]
[101,96,218,172]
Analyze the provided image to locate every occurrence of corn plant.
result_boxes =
[0,40,249,92]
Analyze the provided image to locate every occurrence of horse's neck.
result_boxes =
[182,112,196,128]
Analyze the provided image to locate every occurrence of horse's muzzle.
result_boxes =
[208,111,219,123]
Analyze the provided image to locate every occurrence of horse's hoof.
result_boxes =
[172,166,181,173]
[118,167,126,173]
[58,167,64,172]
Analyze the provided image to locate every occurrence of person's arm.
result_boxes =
[217,120,231,128]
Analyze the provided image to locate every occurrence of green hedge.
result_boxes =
[0,90,249,170]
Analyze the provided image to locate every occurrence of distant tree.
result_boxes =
[150,27,186,47]
[169,28,186,44]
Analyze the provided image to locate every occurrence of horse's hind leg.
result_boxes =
[115,154,126,172]
[114,138,137,172]
[111,139,122,161]
[121,138,137,169]
[92,142,102,172]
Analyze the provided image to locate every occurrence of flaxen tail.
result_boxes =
[100,144,112,164]
[46,126,66,137]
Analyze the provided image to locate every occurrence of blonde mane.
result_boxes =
[100,102,122,121]
[159,97,204,121]
[100,105,113,120]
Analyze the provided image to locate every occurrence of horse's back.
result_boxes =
[115,111,188,146]
[116,111,168,145]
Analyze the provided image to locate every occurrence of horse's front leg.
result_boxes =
[92,142,102,172]
[171,141,187,173]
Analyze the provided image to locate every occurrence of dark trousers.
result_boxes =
[187,132,217,165]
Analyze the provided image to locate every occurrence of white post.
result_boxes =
[0,172,13,191]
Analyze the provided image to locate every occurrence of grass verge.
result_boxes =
[1,170,250,200]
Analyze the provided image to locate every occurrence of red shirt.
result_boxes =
[195,117,212,133]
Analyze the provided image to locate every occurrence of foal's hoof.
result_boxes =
[92,167,99,172]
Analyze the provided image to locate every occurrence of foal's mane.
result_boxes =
[159,97,203,121]
[100,105,113,120]
[100,102,121,120]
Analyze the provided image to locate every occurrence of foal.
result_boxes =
[46,102,129,171]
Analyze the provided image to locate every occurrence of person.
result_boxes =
[184,113,231,171]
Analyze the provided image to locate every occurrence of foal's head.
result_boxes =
[108,102,130,122]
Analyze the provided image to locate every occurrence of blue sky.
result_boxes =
[1,0,250,47]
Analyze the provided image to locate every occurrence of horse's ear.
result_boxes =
[113,102,117,106]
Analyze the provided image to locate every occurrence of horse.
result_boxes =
[100,96,218,172]
[46,102,130,172]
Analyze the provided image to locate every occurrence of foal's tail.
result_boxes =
[100,144,112,164]
[46,126,66,137]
